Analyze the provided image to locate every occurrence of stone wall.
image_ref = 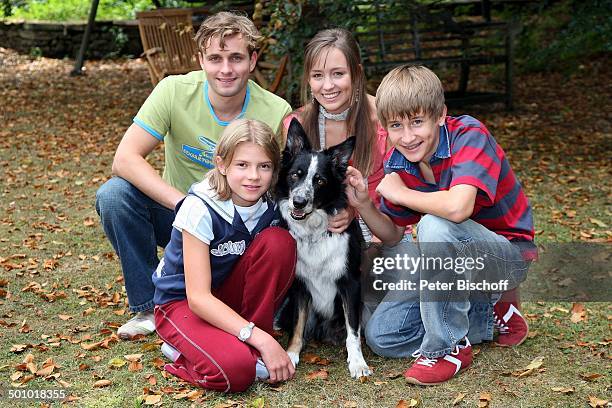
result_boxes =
[0,20,143,59]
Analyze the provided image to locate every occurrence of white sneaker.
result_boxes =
[255,358,269,381]
[117,311,155,339]
[160,342,181,362]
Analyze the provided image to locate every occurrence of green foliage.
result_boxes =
[512,0,611,72]
[29,45,42,57]
[258,0,363,105]
[3,0,159,21]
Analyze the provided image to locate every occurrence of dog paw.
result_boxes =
[348,358,372,379]
[287,351,300,368]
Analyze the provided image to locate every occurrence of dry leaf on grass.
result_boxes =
[570,303,587,323]
[588,396,609,407]
[93,379,111,388]
[478,392,492,408]
[305,369,328,380]
[580,373,603,382]
[143,394,162,405]
[512,356,544,377]
[396,399,419,407]
[108,358,126,369]
[551,386,575,394]
[452,392,466,405]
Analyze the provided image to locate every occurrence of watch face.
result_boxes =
[240,328,248,338]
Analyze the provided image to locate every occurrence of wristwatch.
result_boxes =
[238,322,255,342]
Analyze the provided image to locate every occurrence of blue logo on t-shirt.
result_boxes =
[182,136,217,169]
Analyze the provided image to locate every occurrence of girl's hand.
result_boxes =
[346,166,370,209]
[257,335,295,383]
[328,207,355,234]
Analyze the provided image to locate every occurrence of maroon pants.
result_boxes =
[155,227,296,393]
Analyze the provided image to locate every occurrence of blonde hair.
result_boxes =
[298,28,375,176]
[194,11,262,55]
[206,119,280,200]
[376,65,445,127]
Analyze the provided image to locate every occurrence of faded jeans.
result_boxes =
[363,215,528,359]
[95,177,175,313]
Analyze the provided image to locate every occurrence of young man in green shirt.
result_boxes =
[95,11,292,339]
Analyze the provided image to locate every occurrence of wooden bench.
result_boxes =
[354,2,515,109]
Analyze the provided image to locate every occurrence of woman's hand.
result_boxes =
[256,333,295,383]
[328,207,355,234]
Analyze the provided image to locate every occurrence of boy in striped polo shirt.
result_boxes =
[346,65,535,385]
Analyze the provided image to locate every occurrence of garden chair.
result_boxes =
[136,8,202,86]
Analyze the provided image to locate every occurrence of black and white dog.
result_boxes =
[276,119,371,379]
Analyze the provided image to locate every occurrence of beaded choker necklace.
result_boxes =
[319,105,350,121]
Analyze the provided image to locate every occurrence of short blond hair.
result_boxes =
[194,11,262,54]
[376,65,445,127]
[206,119,280,201]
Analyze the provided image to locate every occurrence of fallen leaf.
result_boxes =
[251,397,265,408]
[383,370,403,379]
[143,394,162,405]
[452,392,466,405]
[551,386,575,394]
[570,303,586,323]
[108,358,126,369]
[36,365,55,377]
[588,396,609,407]
[396,399,419,408]
[124,353,143,362]
[128,361,143,372]
[305,369,328,380]
[58,314,72,321]
[580,373,602,382]
[93,379,111,388]
[589,218,607,228]
[478,392,492,407]
[513,356,544,377]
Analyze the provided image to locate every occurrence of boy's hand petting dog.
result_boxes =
[376,172,407,205]
[345,166,370,209]
[327,208,355,234]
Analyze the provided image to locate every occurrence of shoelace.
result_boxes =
[411,338,470,367]
[493,312,510,334]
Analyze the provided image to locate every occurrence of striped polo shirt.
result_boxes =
[380,115,535,243]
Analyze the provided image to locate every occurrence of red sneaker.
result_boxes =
[404,338,472,385]
[493,302,529,346]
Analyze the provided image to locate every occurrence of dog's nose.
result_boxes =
[292,196,308,209]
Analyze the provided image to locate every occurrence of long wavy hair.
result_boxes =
[298,28,375,176]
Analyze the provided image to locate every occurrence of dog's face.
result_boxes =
[277,118,356,220]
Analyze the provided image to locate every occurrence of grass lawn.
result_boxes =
[0,48,610,407]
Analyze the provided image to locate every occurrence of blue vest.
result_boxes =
[153,194,276,305]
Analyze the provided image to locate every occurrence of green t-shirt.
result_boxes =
[134,70,292,194]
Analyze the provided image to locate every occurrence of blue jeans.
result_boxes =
[95,177,175,312]
[364,215,528,359]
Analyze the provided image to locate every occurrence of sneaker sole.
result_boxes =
[494,319,529,347]
[405,366,470,386]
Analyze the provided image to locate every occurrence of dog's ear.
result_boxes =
[284,118,312,156]
[326,136,356,170]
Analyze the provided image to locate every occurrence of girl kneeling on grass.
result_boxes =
[152,119,296,393]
